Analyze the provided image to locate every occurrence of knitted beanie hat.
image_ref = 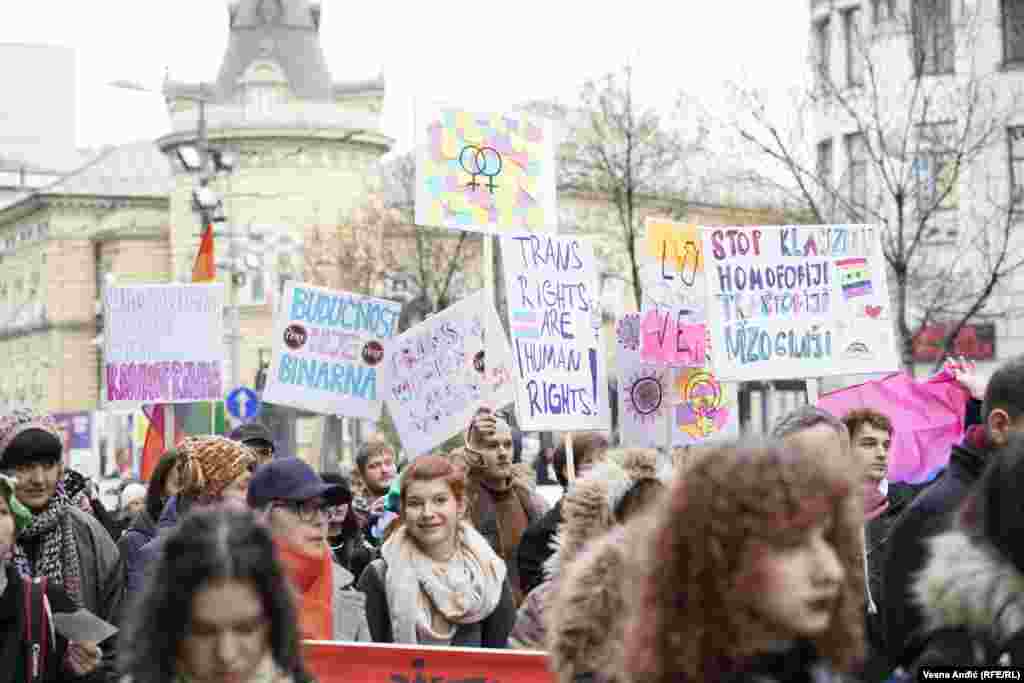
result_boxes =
[0,408,63,468]
[178,435,255,499]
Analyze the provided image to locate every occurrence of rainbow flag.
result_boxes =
[837,257,873,299]
[141,222,219,479]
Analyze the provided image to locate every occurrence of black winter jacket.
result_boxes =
[882,401,986,667]
[0,564,76,683]
[718,641,849,683]
[516,499,562,596]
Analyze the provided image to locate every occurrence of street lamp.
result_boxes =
[176,146,203,173]
[111,78,244,412]
[109,79,236,226]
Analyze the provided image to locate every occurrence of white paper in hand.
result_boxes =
[52,609,119,643]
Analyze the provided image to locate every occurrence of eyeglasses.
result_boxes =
[273,499,329,524]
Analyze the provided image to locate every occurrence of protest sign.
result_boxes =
[616,313,670,448]
[303,641,554,683]
[104,284,225,408]
[702,225,901,382]
[53,412,98,479]
[415,106,557,233]
[501,233,608,431]
[672,366,739,445]
[639,218,706,367]
[616,314,738,447]
[262,282,402,421]
[386,291,515,455]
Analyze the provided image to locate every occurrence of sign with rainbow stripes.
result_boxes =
[501,232,609,431]
[702,225,900,381]
[837,257,873,300]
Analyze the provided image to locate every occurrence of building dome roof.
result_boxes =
[216,0,332,101]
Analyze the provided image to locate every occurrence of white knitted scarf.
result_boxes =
[381,521,506,644]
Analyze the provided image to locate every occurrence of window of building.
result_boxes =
[845,133,869,218]
[31,370,43,403]
[913,122,959,211]
[873,0,897,24]
[845,8,865,86]
[1009,126,1024,205]
[912,0,954,75]
[815,18,832,90]
[27,269,40,299]
[913,154,958,211]
[817,138,834,185]
[1004,0,1024,65]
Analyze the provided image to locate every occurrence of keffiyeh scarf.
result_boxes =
[11,479,84,606]
[382,521,507,645]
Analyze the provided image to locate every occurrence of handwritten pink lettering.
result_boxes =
[640,310,706,367]
[106,361,223,402]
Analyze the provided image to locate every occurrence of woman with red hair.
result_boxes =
[622,440,866,682]
[356,455,515,647]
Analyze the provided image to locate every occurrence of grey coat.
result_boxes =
[331,563,372,642]
[64,505,125,624]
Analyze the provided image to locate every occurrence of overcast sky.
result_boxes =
[3,0,812,156]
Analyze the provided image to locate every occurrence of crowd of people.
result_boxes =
[3,355,1024,681]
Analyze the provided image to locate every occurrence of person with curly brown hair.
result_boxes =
[622,439,866,683]
[511,448,669,683]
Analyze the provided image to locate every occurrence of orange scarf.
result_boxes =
[275,539,334,640]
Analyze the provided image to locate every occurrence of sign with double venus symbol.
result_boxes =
[459,145,502,194]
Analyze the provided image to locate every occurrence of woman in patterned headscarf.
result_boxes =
[128,436,256,600]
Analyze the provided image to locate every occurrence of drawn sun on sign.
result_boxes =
[625,370,665,424]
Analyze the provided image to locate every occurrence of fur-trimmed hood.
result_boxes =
[914,529,1024,642]
[547,524,633,683]
[544,449,672,584]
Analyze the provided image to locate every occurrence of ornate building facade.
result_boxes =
[0,0,796,466]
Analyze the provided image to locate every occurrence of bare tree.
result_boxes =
[553,66,708,310]
[380,152,480,320]
[305,193,400,296]
[727,2,1024,370]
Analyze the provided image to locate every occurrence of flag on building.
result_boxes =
[192,223,216,283]
[141,223,220,479]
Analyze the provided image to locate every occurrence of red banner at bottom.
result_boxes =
[303,641,555,683]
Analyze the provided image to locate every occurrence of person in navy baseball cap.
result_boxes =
[248,457,351,510]
[248,457,371,642]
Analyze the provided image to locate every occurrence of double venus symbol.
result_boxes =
[459,145,503,194]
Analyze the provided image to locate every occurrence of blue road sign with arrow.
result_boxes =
[226,387,261,423]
